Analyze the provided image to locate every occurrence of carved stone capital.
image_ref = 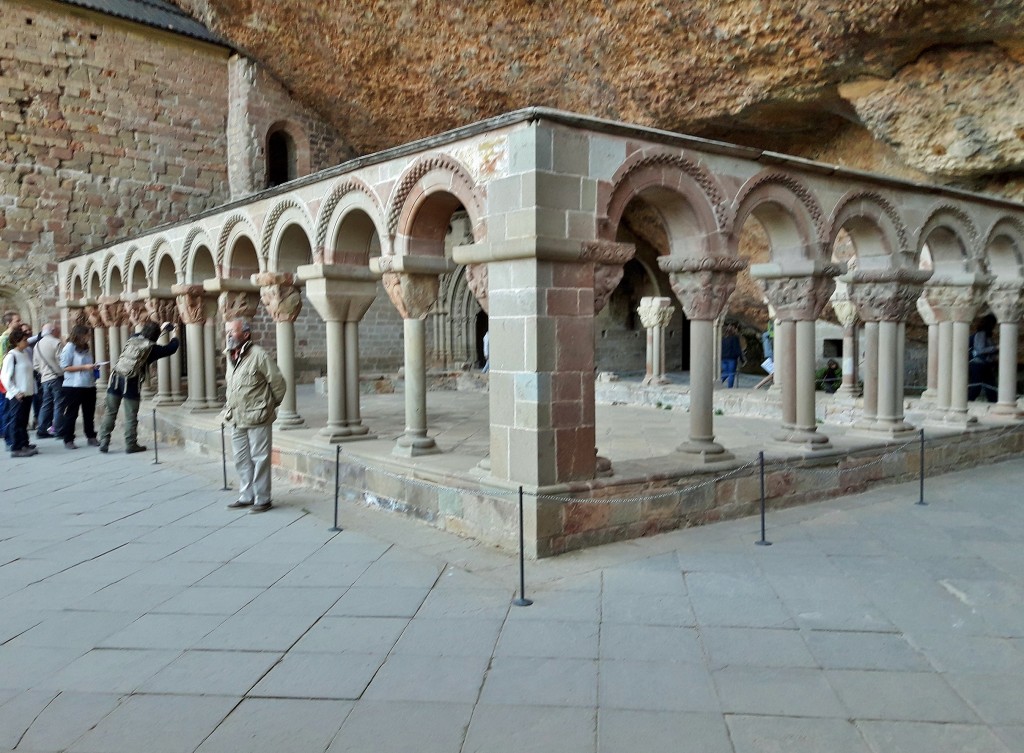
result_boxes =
[97,297,124,329]
[582,241,636,315]
[68,307,88,328]
[465,263,488,314]
[658,255,747,321]
[172,285,207,325]
[916,295,938,326]
[923,277,991,323]
[125,299,151,328]
[144,297,179,326]
[257,280,303,323]
[83,304,103,329]
[219,291,260,322]
[986,281,1024,323]
[637,296,674,329]
[382,272,440,320]
[759,273,841,322]
[845,268,932,323]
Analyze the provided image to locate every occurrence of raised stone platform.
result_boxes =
[143,378,1024,557]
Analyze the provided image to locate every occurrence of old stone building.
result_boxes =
[0,0,350,325]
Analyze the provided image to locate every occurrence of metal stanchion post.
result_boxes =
[916,428,927,506]
[513,485,533,607]
[220,423,231,491]
[151,408,159,465]
[755,450,771,546]
[329,444,343,532]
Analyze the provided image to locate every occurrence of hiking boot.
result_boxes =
[227,499,254,509]
[87,437,100,447]
[125,444,148,454]
[64,441,78,450]
[11,448,35,458]
[98,442,109,454]
[249,502,273,514]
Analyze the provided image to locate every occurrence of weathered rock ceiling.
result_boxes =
[175,0,1024,190]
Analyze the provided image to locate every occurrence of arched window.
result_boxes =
[266,128,296,187]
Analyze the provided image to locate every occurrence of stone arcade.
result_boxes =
[58,109,1024,556]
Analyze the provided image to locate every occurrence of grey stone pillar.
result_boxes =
[173,285,207,411]
[987,282,1024,418]
[256,273,306,430]
[661,255,747,461]
[638,297,673,386]
[752,260,844,451]
[916,297,939,400]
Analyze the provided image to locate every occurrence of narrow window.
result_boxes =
[266,129,296,187]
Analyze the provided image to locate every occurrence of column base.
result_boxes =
[345,423,371,436]
[925,409,979,429]
[852,419,919,440]
[320,425,378,443]
[775,428,832,451]
[595,454,613,478]
[393,433,440,457]
[275,411,306,430]
[152,395,184,406]
[989,402,1024,419]
[182,400,216,413]
[678,438,734,463]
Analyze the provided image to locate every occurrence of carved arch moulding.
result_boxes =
[827,190,910,259]
[314,177,385,254]
[599,148,731,239]
[259,199,316,262]
[216,213,260,272]
[917,203,980,262]
[731,171,828,248]
[385,153,486,241]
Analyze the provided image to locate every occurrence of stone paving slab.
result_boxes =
[3,439,1024,752]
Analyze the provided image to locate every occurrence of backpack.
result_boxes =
[112,336,154,378]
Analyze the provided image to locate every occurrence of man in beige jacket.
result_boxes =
[223,318,286,513]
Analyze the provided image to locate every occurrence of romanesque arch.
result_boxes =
[917,204,978,274]
[827,190,911,270]
[262,200,316,272]
[731,171,827,261]
[217,214,262,275]
[982,217,1024,277]
[387,153,486,256]
[150,239,178,287]
[599,147,729,256]
[182,227,216,279]
[314,178,386,264]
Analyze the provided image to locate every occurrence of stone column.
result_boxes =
[830,281,860,398]
[922,275,990,427]
[98,297,124,378]
[987,282,1024,417]
[297,263,379,442]
[661,256,747,460]
[370,255,454,456]
[845,268,930,437]
[144,297,179,405]
[916,297,939,401]
[84,305,109,384]
[638,297,674,385]
[255,273,305,429]
[172,284,208,411]
[202,296,221,408]
[752,260,845,451]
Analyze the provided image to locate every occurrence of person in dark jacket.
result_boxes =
[98,321,179,454]
[721,323,745,388]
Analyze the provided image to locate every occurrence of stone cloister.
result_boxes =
[57,109,1024,553]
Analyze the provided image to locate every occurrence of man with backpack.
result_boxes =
[98,320,178,454]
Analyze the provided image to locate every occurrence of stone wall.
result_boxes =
[0,0,233,319]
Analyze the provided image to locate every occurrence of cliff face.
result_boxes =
[174,0,1024,197]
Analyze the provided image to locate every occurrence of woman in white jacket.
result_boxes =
[1,327,38,457]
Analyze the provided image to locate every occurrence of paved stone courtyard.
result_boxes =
[1,438,1023,752]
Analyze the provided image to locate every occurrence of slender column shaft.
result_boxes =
[184,322,206,408]
[344,321,368,434]
[653,326,663,381]
[896,322,907,423]
[838,322,859,397]
[950,320,971,415]
[320,319,349,440]
[996,322,1020,413]
[643,325,655,384]
[395,317,437,455]
[862,322,879,422]
[923,323,939,399]
[155,330,171,403]
[274,320,304,427]
[876,321,898,423]
[107,327,122,381]
[794,319,817,432]
[169,346,184,402]
[94,328,109,384]
[119,325,130,349]
[937,321,953,410]
[203,319,219,407]
[687,320,716,446]
[776,320,796,428]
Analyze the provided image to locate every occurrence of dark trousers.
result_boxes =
[37,379,65,437]
[62,386,97,442]
[0,394,7,449]
[6,396,32,451]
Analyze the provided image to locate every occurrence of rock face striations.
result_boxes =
[174,0,1024,197]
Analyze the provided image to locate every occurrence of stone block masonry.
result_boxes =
[0,0,232,265]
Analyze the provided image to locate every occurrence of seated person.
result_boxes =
[816,359,842,394]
